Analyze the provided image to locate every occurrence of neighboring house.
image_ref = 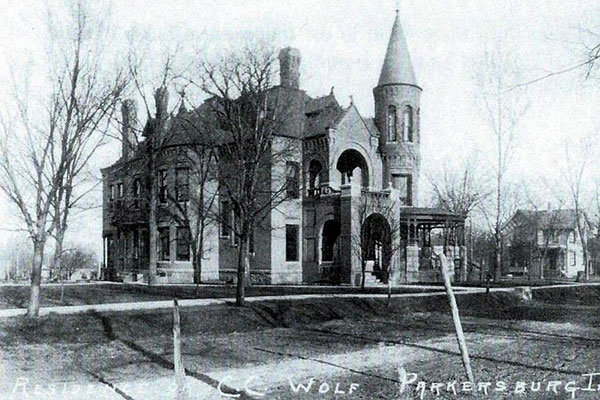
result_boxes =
[505,209,587,279]
[101,11,467,285]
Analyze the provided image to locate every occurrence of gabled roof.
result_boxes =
[378,10,418,87]
[303,93,343,137]
[511,209,578,230]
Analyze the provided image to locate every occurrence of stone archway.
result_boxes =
[361,213,392,282]
[336,149,369,188]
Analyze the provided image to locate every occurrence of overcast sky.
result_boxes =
[1,0,599,259]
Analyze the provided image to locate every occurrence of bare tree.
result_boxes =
[160,105,220,286]
[429,157,489,217]
[191,46,300,306]
[118,46,187,284]
[473,41,529,280]
[0,1,125,317]
[563,142,594,280]
[351,192,403,304]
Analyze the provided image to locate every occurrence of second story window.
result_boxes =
[393,174,412,206]
[387,105,397,141]
[133,178,141,209]
[117,182,124,198]
[403,106,413,142]
[286,162,299,198]
[109,184,115,201]
[159,170,168,203]
[176,168,189,201]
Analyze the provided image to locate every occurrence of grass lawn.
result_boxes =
[0,282,442,310]
[2,285,599,399]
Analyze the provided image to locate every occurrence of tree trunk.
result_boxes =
[27,241,45,318]
[235,235,248,307]
[494,235,502,281]
[52,228,66,304]
[148,173,158,285]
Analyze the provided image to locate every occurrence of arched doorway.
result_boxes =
[361,213,391,282]
[336,149,369,188]
[321,219,341,263]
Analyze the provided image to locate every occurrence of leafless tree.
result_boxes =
[0,1,126,317]
[189,45,300,306]
[119,45,188,284]
[563,141,594,280]
[160,106,220,286]
[473,41,529,280]
[429,157,489,217]
[351,192,403,306]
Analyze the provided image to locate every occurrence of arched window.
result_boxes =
[387,105,397,141]
[403,106,413,142]
[308,160,322,197]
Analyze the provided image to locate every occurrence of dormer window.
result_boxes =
[387,105,397,141]
[403,106,413,142]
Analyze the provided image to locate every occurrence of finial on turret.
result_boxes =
[349,95,354,105]
[395,0,400,14]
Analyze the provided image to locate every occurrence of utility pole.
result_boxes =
[436,251,474,384]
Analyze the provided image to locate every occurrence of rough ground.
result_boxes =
[1,285,599,399]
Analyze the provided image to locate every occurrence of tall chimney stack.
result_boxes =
[278,47,301,89]
[121,99,137,159]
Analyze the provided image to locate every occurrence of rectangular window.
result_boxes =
[133,178,142,209]
[159,170,168,203]
[176,168,189,201]
[571,232,577,243]
[176,227,191,261]
[286,162,299,198]
[286,224,299,262]
[117,182,124,198]
[571,251,576,266]
[159,227,170,261]
[110,184,115,201]
[133,230,140,259]
[220,200,230,238]
[393,174,412,206]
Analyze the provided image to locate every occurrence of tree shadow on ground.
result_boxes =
[92,311,256,399]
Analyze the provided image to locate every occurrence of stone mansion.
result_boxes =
[101,11,467,285]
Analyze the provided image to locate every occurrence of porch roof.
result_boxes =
[400,207,466,225]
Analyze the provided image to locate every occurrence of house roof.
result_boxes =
[511,209,578,230]
[378,10,418,87]
[303,93,343,137]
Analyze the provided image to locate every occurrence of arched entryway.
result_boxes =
[336,149,369,188]
[362,213,391,282]
[321,219,341,263]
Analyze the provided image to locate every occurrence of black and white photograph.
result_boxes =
[1,0,600,398]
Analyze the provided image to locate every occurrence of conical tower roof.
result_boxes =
[377,10,417,87]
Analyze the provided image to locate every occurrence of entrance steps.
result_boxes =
[363,272,386,287]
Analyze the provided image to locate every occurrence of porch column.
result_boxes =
[340,182,362,285]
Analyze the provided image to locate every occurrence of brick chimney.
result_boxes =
[278,47,301,89]
[121,99,137,159]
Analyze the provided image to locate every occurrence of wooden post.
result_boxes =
[436,251,475,384]
[173,299,186,399]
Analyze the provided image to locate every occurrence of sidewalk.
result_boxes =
[1,282,595,319]
[0,286,484,318]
